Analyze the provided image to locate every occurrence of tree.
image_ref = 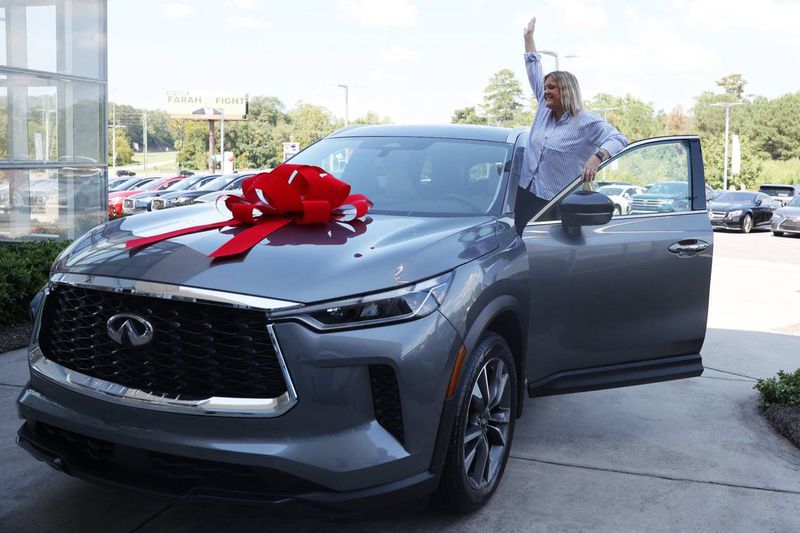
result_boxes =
[352,111,391,125]
[738,93,800,160]
[451,106,485,125]
[700,133,762,190]
[716,74,747,99]
[664,105,692,135]
[175,120,210,170]
[482,69,523,126]
[586,94,664,142]
[107,129,133,165]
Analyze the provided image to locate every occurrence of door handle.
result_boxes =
[668,240,710,256]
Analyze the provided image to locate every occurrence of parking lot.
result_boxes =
[1,229,799,532]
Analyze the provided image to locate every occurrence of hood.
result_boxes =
[54,204,499,303]
[708,201,751,211]
[156,190,210,201]
[775,206,800,217]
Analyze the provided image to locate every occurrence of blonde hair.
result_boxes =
[544,71,584,116]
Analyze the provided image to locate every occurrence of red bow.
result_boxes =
[125,164,372,258]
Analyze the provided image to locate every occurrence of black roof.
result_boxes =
[328,124,520,143]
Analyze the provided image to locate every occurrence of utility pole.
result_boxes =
[338,84,349,125]
[111,99,116,173]
[711,102,744,191]
[220,107,225,173]
[143,111,148,177]
[208,120,215,172]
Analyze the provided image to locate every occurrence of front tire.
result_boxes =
[740,214,753,234]
[773,231,784,237]
[436,333,517,513]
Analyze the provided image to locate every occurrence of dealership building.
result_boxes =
[0,0,107,241]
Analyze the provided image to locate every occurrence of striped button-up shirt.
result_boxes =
[519,52,628,200]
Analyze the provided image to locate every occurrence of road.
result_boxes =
[1,228,799,532]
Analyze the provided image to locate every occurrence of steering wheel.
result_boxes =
[439,193,482,211]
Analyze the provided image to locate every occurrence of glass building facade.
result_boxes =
[0,0,107,241]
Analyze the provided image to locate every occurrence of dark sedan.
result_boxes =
[707,191,780,233]
[122,173,221,215]
[150,172,256,210]
[771,196,800,237]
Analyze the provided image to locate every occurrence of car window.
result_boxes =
[289,136,512,216]
[536,141,692,222]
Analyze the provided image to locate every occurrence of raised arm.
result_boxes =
[523,17,544,103]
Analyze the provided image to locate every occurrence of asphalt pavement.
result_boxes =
[1,229,799,532]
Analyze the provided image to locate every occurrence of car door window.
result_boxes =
[534,141,692,222]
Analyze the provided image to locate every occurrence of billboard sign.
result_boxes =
[167,92,248,120]
[283,142,300,162]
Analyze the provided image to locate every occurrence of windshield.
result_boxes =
[714,192,755,203]
[789,197,800,207]
[166,174,215,191]
[598,186,624,196]
[289,136,512,215]
[760,186,795,197]
[198,174,239,191]
[109,177,147,191]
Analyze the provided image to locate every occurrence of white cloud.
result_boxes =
[161,3,194,19]
[224,0,263,8]
[224,16,266,29]
[334,0,419,28]
[379,46,419,64]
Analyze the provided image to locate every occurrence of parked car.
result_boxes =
[115,169,136,177]
[597,184,646,215]
[771,196,800,237]
[18,126,713,513]
[758,184,800,207]
[707,191,779,233]
[108,177,132,190]
[122,173,221,215]
[108,176,185,218]
[151,172,255,210]
[109,177,156,193]
[629,181,691,214]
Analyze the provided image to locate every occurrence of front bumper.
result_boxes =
[772,217,800,234]
[17,309,462,505]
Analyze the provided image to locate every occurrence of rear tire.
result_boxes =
[436,333,517,513]
[613,205,622,216]
[773,231,784,237]
[740,214,753,234]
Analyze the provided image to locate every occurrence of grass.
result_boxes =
[115,151,179,176]
[758,158,800,186]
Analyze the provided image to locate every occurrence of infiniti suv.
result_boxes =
[17,126,713,512]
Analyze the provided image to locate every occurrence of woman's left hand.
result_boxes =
[581,156,600,182]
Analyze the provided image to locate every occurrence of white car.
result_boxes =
[598,184,647,215]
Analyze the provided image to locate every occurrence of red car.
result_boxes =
[108,176,185,218]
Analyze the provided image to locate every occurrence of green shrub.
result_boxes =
[0,241,71,328]
[755,369,800,407]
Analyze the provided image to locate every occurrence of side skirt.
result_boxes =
[527,354,703,397]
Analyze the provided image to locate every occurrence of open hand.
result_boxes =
[524,17,536,37]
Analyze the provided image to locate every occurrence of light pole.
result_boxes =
[337,84,349,125]
[538,49,579,71]
[711,102,744,191]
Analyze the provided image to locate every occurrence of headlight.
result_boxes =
[727,210,743,218]
[172,196,194,206]
[773,212,784,221]
[273,272,453,330]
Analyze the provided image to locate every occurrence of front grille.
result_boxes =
[779,218,800,231]
[39,284,287,400]
[151,199,165,210]
[369,365,404,444]
[632,198,668,208]
[708,211,725,220]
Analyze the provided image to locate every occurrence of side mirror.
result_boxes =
[755,199,763,206]
[560,191,614,230]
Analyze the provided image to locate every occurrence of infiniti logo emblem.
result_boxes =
[106,314,154,346]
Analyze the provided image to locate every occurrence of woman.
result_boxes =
[515,16,628,233]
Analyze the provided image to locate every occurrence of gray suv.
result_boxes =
[17,125,713,512]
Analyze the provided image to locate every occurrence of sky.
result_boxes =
[108,0,800,124]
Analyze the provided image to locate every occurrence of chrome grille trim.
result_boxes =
[50,273,302,312]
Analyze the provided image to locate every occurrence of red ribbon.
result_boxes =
[125,164,372,258]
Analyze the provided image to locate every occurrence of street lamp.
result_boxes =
[592,106,619,121]
[538,49,579,71]
[337,84,349,126]
[711,102,744,191]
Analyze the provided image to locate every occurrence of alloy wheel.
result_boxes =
[462,357,512,490]
[742,214,753,233]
